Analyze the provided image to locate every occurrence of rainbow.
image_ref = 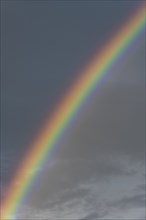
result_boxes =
[1,4,145,219]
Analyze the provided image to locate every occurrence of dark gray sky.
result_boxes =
[1,1,145,219]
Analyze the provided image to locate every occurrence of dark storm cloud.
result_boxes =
[1,0,142,158]
[1,1,145,219]
[1,0,144,173]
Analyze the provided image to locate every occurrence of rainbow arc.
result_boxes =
[1,4,145,219]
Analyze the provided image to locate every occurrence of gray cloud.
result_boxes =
[77,213,102,220]
[25,157,139,207]
[136,184,146,194]
[14,158,144,220]
[16,168,145,219]
[109,193,145,210]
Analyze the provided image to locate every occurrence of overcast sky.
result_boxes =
[1,1,145,219]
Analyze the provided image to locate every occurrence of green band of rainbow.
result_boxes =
[1,4,145,220]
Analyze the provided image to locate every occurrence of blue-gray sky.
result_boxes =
[1,1,145,219]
